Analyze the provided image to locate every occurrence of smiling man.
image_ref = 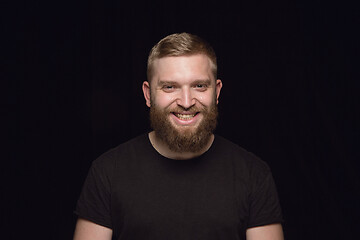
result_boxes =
[144,53,222,160]
[73,33,284,240]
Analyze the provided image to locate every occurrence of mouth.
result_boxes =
[172,112,199,120]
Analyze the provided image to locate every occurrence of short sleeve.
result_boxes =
[75,158,113,229]
[247,167,283,228]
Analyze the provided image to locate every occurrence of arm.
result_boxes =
[246,223,284,240]
[73,218,113,240]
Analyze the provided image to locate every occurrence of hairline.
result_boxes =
[147,53,217,84]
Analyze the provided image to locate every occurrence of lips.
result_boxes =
[173,113,197,120]
[169,107,203,125]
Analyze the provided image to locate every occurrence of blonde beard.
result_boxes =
[149,103,218,153]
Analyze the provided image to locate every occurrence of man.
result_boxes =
[73,33,284,240]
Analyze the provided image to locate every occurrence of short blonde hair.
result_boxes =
[147,33,217,82]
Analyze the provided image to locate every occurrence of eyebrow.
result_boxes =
[157,80,177,86]
[193,79,212,85]
[157,79,212,86]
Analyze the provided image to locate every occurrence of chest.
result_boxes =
[109,160,249,239]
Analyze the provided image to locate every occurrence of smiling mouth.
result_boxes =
[173,112,198,120]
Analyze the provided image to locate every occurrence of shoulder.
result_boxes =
[212,135,272,178]
[91,133,149,170]
[213,135,270,168]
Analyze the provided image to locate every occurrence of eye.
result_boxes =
[162,85,175,92]
[194,84,208,91]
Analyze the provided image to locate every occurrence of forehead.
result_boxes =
[151,54,214,83]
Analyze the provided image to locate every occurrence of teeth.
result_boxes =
[175,113,195,120]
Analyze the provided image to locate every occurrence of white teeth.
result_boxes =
[175,113,195,120]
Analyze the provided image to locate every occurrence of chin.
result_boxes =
[170,121,201,132]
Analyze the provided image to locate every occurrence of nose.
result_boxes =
[176,88,195,109]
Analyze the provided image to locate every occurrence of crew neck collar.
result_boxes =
[145,132,217,161]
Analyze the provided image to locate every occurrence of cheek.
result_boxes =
[153,94,177,107]
[196,92,216,106]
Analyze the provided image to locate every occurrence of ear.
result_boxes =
[215,79,223,104]
[142,81,151,107]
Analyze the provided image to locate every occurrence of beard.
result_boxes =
[149,102,218,153]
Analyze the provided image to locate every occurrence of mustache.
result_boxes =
[163,104,208,113]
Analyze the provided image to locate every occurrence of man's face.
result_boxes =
[143,54,222,153]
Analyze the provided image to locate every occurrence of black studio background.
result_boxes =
[5,0,359,239]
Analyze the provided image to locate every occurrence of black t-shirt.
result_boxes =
[75,134,283,240]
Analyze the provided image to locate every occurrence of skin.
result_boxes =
[73,218,112,240]
[142,54,222,160]
[73,54,284,240]
[246,223,284,240]
[73,220,284,240]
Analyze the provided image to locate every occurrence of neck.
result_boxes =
[148,131,214,160]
